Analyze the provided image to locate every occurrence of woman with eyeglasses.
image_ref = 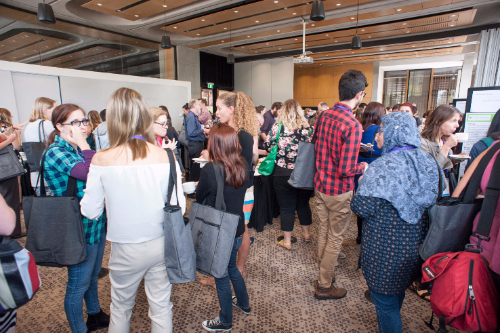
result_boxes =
[43,104,109,333]
[151,107,179,150]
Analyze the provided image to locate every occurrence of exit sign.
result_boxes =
[207,83,214,88]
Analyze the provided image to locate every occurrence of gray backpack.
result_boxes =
[188,163,240,278]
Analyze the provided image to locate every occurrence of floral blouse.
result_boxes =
[265,123,314,170]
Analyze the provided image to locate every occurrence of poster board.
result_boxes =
[201,88,213,113]
[459,87,500,177]
[453,98,467,114]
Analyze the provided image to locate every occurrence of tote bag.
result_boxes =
[22,120,46,172]
[24,152,87,267]
[258,122,282,176]
[188,163,240,278]
[0,236,41,312]
[0,145,25,181]
[163,149,196,284]
[419,141,500,261]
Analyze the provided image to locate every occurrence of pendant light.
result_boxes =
[161,0,172,49]
[310,0,325,21]
[227,22,235,64]
[351,0,362,49]
[38,1,56,24]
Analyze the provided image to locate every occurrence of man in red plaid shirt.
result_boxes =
[314,70,369,300]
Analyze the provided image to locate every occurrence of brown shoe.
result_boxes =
[314,285,347,300]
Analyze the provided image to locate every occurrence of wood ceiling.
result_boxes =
[37,45,134,68]
[82,0,198,22]
[0,32,73,62]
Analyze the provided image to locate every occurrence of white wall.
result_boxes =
[235,57,294,107]
[0,60,191,131]
[177,46,200,100]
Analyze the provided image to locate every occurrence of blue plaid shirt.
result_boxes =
[43,135,106,245]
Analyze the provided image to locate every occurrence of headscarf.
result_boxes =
[356,112,441,224]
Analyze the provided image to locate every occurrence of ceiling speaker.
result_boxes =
[38,3,56,24]
[310,1,325,22]
[227,53,235,65]
[351,35,362,50]
[161,35,172,49]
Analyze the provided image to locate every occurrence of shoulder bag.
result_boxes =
[163,149,196,284]
[188,163,240,278]
[419,141,500,261]
[258,122,283,176]
[23,152,87,267]
[22,120,47,172]
[0,144,25,181]
[288,114,324,189]
[0,236,41,312]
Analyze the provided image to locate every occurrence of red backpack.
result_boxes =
[421,151,500,332]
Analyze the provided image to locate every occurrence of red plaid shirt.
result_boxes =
[314,102,364,196]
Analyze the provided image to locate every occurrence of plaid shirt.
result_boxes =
[314,103,364,196]
[260,110,275,137]
[43,135,106,245]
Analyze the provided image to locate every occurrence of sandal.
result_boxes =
[278,239,292,250]
[302,234,311,243]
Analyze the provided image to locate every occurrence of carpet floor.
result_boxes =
[15,198,460,333]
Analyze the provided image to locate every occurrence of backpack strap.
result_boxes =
[38,120,45,142]
[212,163,227,212]
[481,137,495,148]
[469,148,500,249]
[165,149,179,207]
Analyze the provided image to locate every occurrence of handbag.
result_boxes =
[258,122,283,176]
[419,141,500,261]
[0,145,25,181]
[24,152,87,267]
[288,114,324,189]
[178,121,188,147]
[163,149,196,284]
[21,120,46,172]
[188,163,240,278]
[0,236,41,312]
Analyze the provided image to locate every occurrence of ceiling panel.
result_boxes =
[0,32,73,62]
[82,0,197,22]
[38,45,134,68]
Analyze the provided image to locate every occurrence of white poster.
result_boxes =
[459,113,496,177]
[455,100,467,114]
[470,89,500,113]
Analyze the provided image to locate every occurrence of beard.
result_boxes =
[271,109,278,117]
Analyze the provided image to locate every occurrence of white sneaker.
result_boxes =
[338,252,346,259]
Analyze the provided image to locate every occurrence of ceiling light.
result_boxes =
[173,27,177,29]
[361,29,364,31]
[224,27,227,29]
[368,36,371,38]
[279,48,281,50]
[274,1,278,2]
[351,17,355,19]
[197,34,200,36]
[255,51,257,53]
[295,39,298,40]
[161,35,172,49]
[256,20,259,22]
[242,46,244,48]
[97,3,102,6]
[277,30,280,32]
[221,40,224,42]
[202,19,205,21]
[116,9,121,12]
[293,13,296,15]
[451,15,456,17]
[403,23,406,25]
[406,31,410,33]
[163,5,167,7]
[450,24,454,27]
[266,43,269,45]
[38,2,56,24]
[326,34,329,36]
[310,0,325,21]
[448,41,451,43]
[135,15,139,17]
[311,24,315,26]
[337,3,341,6]
[412,45,415,47]
[247,35,250,37]
[335,40,338,42]
[234,10,238,13]
[396,8,401,11]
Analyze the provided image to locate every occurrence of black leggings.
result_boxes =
[273,176,313,232]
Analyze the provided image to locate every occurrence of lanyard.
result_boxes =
[77,147,85,164]
[388,146,415,153]
[334,103,353,115]
[131,135,146,141]
[156,136,163,147]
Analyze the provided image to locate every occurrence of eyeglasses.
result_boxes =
[61,119,90,127]
[154,122,168,127]
[362,92,366,98]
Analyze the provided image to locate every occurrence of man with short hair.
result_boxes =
[314,70,368,300]
[260,102,282,142]
[198,98,212,126]
[256,105,266,115]
[309,102,329,126]
[185,99,208,182]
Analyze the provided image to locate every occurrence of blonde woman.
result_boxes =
[199,92,259,290]
[265,99,314,250]
[81,88,185,333]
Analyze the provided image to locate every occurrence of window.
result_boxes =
[382,70,407,108]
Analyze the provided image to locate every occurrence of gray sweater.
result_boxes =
[419,138,453,170]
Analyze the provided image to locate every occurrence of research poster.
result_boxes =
[470,89,500,113]
[455,100,467,114]
[459,113,496,177]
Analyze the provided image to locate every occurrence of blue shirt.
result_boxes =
[360,124,382,158]
[184,111,205,142]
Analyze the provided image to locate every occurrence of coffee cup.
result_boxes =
[182,182,196,194]
[455,133,469,143]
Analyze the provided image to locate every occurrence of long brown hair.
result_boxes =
[0,109,12,127]
[106,88,155,160]
[88,110,101,131]
[46,104,83,147]
[361,102,385,130]
[421,105,461,142]
[208,123,246,188]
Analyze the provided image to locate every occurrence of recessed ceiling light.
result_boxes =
[368,36,371,38]
[412,45,415,47]
[336,3,341,6]
[197,34,200,36]
[326,34,329,36]
[351,17,355,19]
[116,9,121,11]
[403,23,406,25]
[450,24,454,27]
[311,24,315,26]
[451,15,456,17]
[361,29,364,31]
[221,40,224,42]
[255,21,259,22]
[335,40,338,42]
[135,15,139,17]
[295,39,298,40]
[274,0,278,2]
[277,30,280,32]
[397,8,401,11]
[97,3,102,6]
[293,13,296,15]
[247,36,250,37]
[234,10,238,13]
[406,31,410,33]
[202,19,205,21]
[163,5,167,7]
[448,41,451,43]
[279,48,281,50]
[266,43,269,45]
[174,27,177,29]
[255,51,257,53]
[224,27,227,29]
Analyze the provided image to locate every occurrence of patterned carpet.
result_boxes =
[15,198,461,333]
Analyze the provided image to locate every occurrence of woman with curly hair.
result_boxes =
[265,99,314,250]
[199,92,259,290]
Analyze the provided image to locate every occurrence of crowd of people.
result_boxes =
[0,68,499,333]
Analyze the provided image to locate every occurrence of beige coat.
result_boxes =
[419,138,454,170]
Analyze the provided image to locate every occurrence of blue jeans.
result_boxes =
[370,290,405,333]
[214,236,249,325]
[65,231,106,333]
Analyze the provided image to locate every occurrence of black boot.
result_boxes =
[86,309,110,332]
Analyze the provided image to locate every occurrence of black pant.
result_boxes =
[273,175,313,232]
[187,140,204,182]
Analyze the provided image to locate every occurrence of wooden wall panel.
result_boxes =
[294,63,374,107]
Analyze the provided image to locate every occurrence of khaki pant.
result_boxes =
[315,190,353,288]
[108,236,173,333]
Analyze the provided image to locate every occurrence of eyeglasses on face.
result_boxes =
[154,122,168,127]
[61,119,90,127]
